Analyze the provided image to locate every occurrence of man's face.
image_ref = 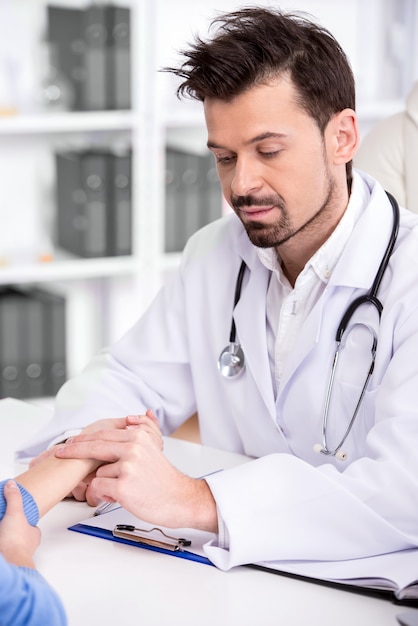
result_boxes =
[204,76,347,254]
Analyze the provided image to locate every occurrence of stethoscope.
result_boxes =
[217,192,400,460]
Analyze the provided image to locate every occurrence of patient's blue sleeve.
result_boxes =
[0,479,39,525]
[0,479,67,625]
[0,555,67,626]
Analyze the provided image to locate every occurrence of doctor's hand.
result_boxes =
[29,414,149,468]
[55,411,218,533]
[71,412,164,505]
[52,411,163,505]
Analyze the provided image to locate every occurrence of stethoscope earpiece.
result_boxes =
[336,449,348,462]
[313,443,324,455]
[313,443,348,462]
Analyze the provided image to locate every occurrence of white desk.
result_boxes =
[0,398,404,626]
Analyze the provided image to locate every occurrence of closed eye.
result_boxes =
[215,154,236,164]
[259,150,282,158]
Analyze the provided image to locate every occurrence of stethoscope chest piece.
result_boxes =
[218,342,245,378]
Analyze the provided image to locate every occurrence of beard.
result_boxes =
[231,166,338,250]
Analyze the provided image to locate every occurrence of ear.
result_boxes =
[328,109,359,165]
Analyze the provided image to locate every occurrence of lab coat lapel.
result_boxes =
[232,252,276,418]
[278,294,326,393]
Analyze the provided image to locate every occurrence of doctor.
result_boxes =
[23,8,418,569]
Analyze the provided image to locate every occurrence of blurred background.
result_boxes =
[0,0,416,407]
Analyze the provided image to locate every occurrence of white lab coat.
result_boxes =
[19,171,418,570]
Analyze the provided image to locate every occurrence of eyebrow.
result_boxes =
[207,131,287,150]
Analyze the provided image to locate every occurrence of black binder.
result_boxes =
[81,5,113,110]
[81,151,111,257]
[30,288,67,397]
[108,6,131,110]
[108,151,132,256]
[82,4,132,111]
[47,6,85,111]
[165,148,187,253]
[55,151,83,257]
[0,289,25,399]
[21,292,46,399]
[56,150,112,258]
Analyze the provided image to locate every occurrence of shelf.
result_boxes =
[0,254,138,285]
[0,110,136,136]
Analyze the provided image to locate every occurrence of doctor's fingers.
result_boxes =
[82,413,160,435]
[63,421,163,450]
[56,434,160,465]
[125,413,162,439]
[89,466,158,512]
[81,414,162,442]
[71,471,100,504]
[81,416,134,435]
[87,475,122,506]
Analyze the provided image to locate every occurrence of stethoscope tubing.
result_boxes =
[321,191,400,458]
[229,259,247,344]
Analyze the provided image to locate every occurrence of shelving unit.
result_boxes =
[0,0,157,385]
[0,0,417,396]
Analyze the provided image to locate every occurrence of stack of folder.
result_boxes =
[165,147,223,253]
[55,149,132,259]
[0,287,66,400]
[47,4,131,112]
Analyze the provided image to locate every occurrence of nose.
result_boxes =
[230,156,263,197]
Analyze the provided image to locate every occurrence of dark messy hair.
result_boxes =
[164,7,356,179]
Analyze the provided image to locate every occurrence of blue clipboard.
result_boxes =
[68,510,214,566]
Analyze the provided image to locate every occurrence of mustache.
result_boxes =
[231,194,286,210]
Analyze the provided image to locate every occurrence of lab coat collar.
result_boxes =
[329,171,395,290]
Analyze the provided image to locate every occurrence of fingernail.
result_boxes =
[5,480,17,490]
[126,414,141,423]
[65,437,74,444]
